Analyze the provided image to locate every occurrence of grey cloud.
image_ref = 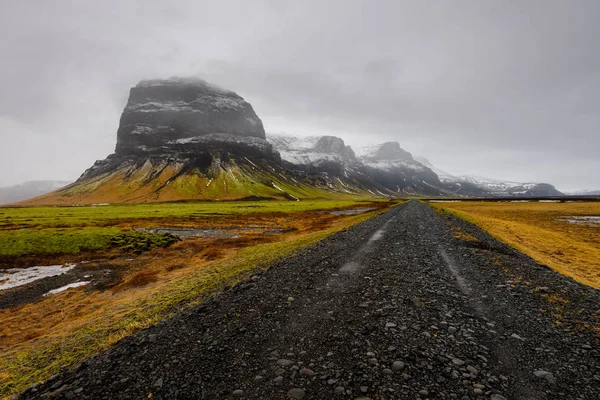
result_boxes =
[0,0,598,190]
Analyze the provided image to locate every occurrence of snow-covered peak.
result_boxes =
[267,134,355,166]
[416,156,563,196]
[357,142,425,172]
[414,157,460,182]
[356,142,413,162]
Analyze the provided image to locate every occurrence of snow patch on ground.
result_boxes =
[0,264,76,291]
[557,216,600,226]
[43,281,89,297]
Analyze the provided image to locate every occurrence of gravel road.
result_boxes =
[19,201,599,400]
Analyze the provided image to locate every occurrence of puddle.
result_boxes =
[135,227,241,239]
[135,227,285,239]
[327,208,376,215]
[557,216,600,226]
[0,264,76,291]
[43,281,89,296]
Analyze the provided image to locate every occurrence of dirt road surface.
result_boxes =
[19,201,599,399]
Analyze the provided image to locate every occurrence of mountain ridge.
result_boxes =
[415,157,564,197]
[14,77,567,205]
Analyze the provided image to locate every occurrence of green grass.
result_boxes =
[0,199,382,228]
[0,227,121,258]
[0,207,387,399]
[0,228,180,258]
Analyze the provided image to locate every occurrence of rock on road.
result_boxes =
[20,201,599,400]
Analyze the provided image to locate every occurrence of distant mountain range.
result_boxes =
[12,77,567,206]
[563,189,600,196]
[0,181,71,205]
[414,157,564,197]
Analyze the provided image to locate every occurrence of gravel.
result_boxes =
[18,201,600,399]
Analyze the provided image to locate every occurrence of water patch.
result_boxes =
[0,264,76,291]
[557,216,600,226]
[135,227,240,239]
[43,281,89,296]
[328,208,376,216]
[539,200,561,203]
[429,200,462,203]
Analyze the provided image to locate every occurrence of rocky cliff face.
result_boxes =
[115,77,265,154]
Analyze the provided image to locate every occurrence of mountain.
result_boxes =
[115,77,266,154]
[0,181,71,205]
[266,135,356,167]
[267,135,485,197]
[266,134,395,196]
[415,157,564,197]
[19,79,388,206]
[355,142,448,196]
[14,77,566,205]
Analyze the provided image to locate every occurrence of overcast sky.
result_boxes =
[1,1,598,191]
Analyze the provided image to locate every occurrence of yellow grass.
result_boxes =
[0,202,400,399]
[432,201,600,289]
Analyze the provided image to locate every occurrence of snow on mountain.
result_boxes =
[357,142,426,172]
[415,156,564,196]
[267,134,355,166]
[457,176,535,193]
[414,157,459,182]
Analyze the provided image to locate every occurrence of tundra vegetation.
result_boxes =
[431,200,600,290]
[0,199,398,398]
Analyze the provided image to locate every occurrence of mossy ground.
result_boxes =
[0,200,400,399]
[0,229,179,259]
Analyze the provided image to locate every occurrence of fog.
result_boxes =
[1,0,599,191]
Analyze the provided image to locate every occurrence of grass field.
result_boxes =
[431,201,600,290]
[1,199,375,228]
[0,199,381,263]
[0,199,398,399]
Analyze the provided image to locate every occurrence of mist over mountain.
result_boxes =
[0,181,71,205]
[14,78,569,205]
[415,157,564,197]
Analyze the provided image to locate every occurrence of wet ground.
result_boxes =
[18,201,599,399]
[557,215,600,226]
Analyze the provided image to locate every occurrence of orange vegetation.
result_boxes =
[0,201,395,398]
[433,201,600,289]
